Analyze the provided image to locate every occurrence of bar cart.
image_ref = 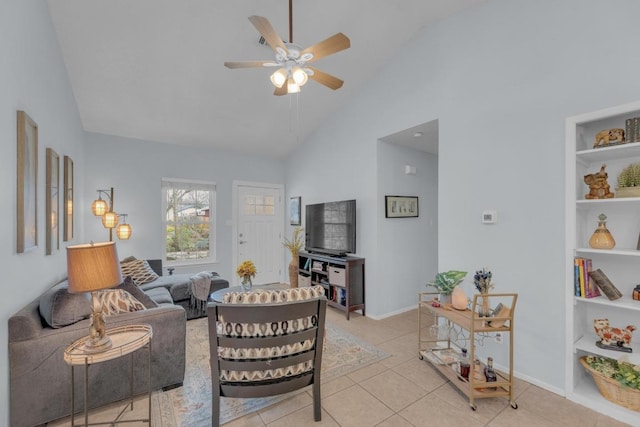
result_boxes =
[418,292,518,411]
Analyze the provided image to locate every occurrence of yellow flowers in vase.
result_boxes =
[237,260,256,291]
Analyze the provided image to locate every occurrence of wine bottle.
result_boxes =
[459,348,470,379]
[484,357,497,390]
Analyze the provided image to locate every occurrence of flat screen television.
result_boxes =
[305,199,356,256]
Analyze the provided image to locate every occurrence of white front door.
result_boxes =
[233,182,284,285]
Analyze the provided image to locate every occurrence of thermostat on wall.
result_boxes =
[482,210,497,224]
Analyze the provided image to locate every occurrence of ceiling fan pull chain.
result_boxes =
[289,93,293,133]
[287,92,300,137]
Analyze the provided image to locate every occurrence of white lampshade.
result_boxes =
[292,67,308,86]
[270,69,287,88]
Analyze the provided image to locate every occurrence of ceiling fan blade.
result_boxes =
[224,61,278,69]
[300,33,350,63]
[248,16,289,55]
[273,85,288,96]
[307,67,344,90]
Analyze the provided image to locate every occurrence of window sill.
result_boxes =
[166,259,219,268]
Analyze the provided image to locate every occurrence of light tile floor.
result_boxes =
[48,308,631,427]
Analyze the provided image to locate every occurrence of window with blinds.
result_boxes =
[161,178,216,264]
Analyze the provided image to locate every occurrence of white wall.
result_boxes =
[286,0,640,394]
[1,0,86,424]
[84,132,286,280]
[376,142,438,316]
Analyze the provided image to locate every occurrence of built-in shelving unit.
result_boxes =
[565,101,640,425]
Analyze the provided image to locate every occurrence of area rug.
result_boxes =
[154,317,388,426]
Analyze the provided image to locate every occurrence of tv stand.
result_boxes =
[298,251,365,320]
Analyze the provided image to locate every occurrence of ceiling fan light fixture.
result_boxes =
[270,68,287,88]
[287,78,300,94]
[292,67,308,86]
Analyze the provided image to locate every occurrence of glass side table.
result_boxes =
[64,324,153,427]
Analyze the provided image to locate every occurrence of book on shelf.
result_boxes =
[585,258,600,298]
[573,257,600,298]
[573,259,580,296]
[626,117,640,143]
[578,258,586,297]
[588,268,623,300]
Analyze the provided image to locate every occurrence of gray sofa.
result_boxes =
[141,259,229,319]
[9,278,186,427]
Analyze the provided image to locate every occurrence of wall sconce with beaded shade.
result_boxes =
[91,187,132,241]
[91,196,108,216]
[101,211,119,229]
[116,214,132,240]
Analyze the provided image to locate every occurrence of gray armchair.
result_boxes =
[207,287,327,427]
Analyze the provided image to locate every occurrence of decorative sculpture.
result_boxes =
[594,128,625,148]
[584,164,614,199]
[593,318,636,352]
[89,309,107,342]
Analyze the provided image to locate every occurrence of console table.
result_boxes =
[64,324,153,426]
[298,251,365,319]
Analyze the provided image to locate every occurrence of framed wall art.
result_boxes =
[63,155,74,241]
[16,110,38,253]
[385,195,419,218]
[46,148,59,255]
[290,196,301,225]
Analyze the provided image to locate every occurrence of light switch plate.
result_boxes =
[482,210,497,224]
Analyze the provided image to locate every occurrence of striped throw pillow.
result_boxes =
[96,289,145,316]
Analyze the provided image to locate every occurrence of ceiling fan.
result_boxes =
[224,0,350,96]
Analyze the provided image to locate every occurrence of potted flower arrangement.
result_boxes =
[236,260,256,292]
[427,270,467,303]
[473,268,494,316]
[283,227,304,288]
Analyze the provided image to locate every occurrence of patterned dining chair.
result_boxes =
[207,286,327,427]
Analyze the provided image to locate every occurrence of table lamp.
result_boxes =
[66,241,123,353]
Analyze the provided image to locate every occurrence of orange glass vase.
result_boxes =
[589,213,615,249]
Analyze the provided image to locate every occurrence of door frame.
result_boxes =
[231,180,285,285]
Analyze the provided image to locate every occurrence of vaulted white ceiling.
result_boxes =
[47,0,484,158]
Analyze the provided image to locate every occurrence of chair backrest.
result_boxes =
[207,287,327,399]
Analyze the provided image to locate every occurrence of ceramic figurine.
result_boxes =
[584,165,614,199]
[594,128,625,148]
[593,318,636,352]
